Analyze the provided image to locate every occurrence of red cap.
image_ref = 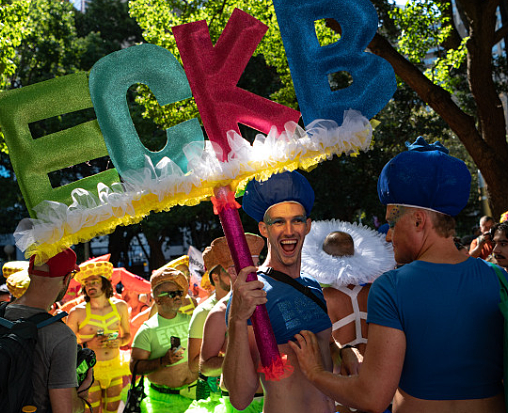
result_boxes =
[29,249,80,278]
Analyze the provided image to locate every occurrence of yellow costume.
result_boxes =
[78,300,130,390]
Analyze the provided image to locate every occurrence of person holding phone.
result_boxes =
[130,267,198,413]
[66,258,131,413]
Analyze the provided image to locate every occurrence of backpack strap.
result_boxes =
[262,267,328,314]
[0,316,14,329]
[35,311,67,328]
[0,305,67,330]
[0,301,8,317]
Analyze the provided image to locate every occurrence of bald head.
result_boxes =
[322,231,355,257]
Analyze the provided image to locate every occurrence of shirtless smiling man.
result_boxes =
[223,171,335,413]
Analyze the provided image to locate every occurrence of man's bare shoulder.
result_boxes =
[209,297,228,316]
[111,297,129,307]
[69,302,87,313]
[206,306,227,326]
[323,286,342,297]
[112,298,130,315]
[323,287,347,309]
[69,301,87,308]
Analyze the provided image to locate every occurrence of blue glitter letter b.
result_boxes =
[272,0,396,125]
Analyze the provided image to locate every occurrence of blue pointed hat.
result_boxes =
[377,137,471,216]
[242,171,315,222]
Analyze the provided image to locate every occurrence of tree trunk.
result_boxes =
[146,234,166,272]
[365,0,508,219]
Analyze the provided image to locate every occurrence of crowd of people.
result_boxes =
[2,136,508,413]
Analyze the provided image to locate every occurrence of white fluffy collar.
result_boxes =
[301,220,396,288]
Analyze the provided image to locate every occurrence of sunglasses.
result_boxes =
[158,290,185,299]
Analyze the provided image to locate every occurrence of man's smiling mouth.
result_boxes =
[281,239,297,253]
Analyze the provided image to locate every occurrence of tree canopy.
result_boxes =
[128,0,491,226]
[369,0,508,219]
[2,0,507,267]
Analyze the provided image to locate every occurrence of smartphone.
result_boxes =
[170,336,181,351]
[108,332,119,340]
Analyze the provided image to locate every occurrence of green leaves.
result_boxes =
[0,0,30,90]
[128,0,307,126]
[389,0,467,93]
[390,0,450,63]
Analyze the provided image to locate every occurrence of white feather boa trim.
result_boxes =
[15,110,372,263]
[302,220,395,288]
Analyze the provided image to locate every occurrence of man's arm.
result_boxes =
[49,387,85,413]
[188,305,210,374]
[65,307,81,337]
[49,336,94,413]
[130,346,184,374]
[130,347,162,375]
[112,301,131,347]
[339,345,363,376]
[290,324,405,413]
[200,306,227,377]
[187,337,202,374]
[222,266,266,410]
[469,237,485,258]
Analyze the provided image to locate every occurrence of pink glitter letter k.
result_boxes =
[173,8,301,161]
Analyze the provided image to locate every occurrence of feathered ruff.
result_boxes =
[301,219,396,288]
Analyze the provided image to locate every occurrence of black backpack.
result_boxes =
[0,302,66,413]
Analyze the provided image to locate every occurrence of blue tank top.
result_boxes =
[227,270,331,344]
[368,258,505,400]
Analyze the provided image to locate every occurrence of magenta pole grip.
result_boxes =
[214,186,283,372]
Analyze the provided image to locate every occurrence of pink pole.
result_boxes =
[214,185,291,379]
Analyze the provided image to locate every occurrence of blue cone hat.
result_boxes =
[242,171,315,222]
[377,137,471,216]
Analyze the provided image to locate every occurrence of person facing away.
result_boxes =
[66,258,131,413]
[469,215,494,259]
[289,137,507,413]
[300,220,396,413]
[130,267,199,413]
[322,232,369,361]
[223,170,336,413]
[321,230,392,413]
[187,238,234,375]
[4,248,92,413]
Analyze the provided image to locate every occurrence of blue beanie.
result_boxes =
[377,137,471,216]
[242,171,315,222]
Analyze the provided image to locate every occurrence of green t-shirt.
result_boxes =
[132,312,192,366]
[188,293,218,339]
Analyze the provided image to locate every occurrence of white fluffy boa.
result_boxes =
[301,219,396,288]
